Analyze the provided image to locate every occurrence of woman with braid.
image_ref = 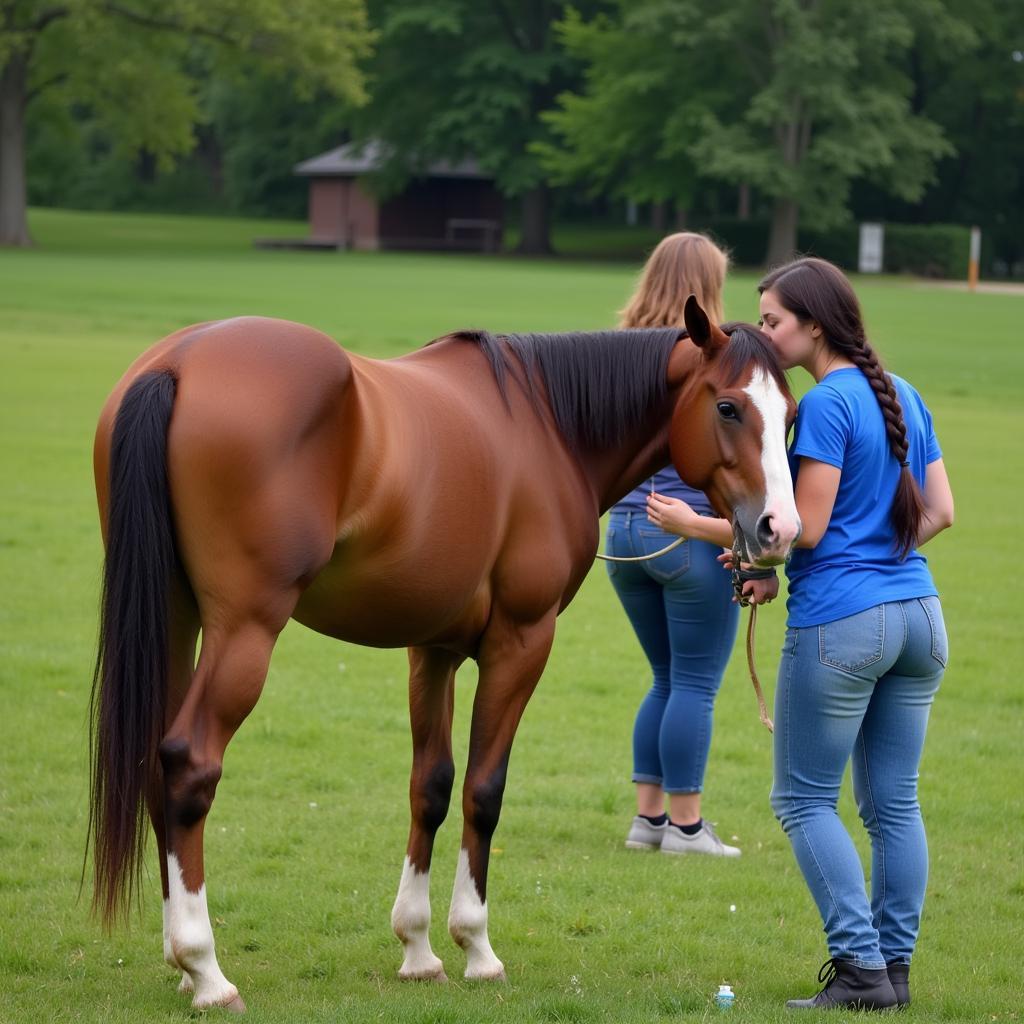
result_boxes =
[646,258,954,1011]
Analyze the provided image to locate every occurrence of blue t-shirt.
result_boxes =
[613,466,714,516]
[786,369,942,628]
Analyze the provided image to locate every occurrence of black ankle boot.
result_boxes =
[786,958,898,1010]
[886,962,910,1008]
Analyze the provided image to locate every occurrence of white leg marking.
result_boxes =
[744,368,801,551]
[448,848,505,980]
[391,856,446,980]
[163,898,193,993]
[166,853,239,1010]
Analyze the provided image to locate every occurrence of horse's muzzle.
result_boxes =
[735,509,801,567]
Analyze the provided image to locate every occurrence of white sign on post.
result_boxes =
[858,223,884,273]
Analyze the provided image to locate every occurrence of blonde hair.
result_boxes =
[618,232,728,328]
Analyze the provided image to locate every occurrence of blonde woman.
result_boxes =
[609,233,741,857]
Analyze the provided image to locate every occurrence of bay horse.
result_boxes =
[89,296,800,1011]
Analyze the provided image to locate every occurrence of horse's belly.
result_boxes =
[291,559,488,651]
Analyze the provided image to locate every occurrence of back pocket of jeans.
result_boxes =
[817,606,885,673]
[637,528,690,582]
[918,596,948,668]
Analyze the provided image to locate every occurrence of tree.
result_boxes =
[534,5,708,219]
[543,0,970,266]
[852,0,1024,271]
[0,0,373,246]
[349,0,609,254]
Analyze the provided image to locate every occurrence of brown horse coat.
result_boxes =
[90,303,797,1008]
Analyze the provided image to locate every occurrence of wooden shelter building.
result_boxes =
[292,142,503,252]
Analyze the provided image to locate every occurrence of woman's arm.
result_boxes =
[645,492,733,546]
[646,457,841,552]
[916,458,954,546]
[792,458,841,549]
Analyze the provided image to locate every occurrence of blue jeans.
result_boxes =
[606,510,739,794]
[770,598,947,968]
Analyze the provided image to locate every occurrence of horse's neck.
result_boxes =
[581,405,675,514]
[583,342,701,513]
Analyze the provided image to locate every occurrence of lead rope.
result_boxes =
[594,535,686,563]
[731,534,777,733]
[595,479,689,564]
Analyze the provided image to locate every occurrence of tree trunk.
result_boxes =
[0,53,33,248]
[765,197,798,268]
[651,200,666,233]
[737,182,751,221]
[516,184,552,255]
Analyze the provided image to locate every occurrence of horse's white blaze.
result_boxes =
[744,368,800,551]
[391,856,445,979]
[448,848,504,979]
[165,853,238,1009]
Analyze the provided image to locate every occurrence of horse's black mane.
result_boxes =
[717,321,790,393]
[446,323,784,449]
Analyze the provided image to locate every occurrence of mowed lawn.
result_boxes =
[0,209,1020,1024]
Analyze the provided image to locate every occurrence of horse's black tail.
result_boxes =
[88,369,178,926]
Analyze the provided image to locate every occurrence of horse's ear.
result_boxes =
[683,295,728,354]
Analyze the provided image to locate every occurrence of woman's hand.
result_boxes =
[716,551,779,605]
[646,492,699,536]
[741,574,779,606]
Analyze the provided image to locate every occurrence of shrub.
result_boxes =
[882,223,970,279]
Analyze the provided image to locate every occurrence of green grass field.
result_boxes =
[0,209,1021,1023]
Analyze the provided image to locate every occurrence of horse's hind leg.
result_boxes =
[392,646,463,981]
[147,573,200,995]
[449,611,556,980]
[160,617,282,1012]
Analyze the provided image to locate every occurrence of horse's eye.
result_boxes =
[717,401,739,421]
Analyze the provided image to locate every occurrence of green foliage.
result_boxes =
[8,0,371,162]
[206,72,350,217]
[668,220,968,278]
[25,65,350,218]
[849,0,1024,276]
[2,0,373,240]
[348,0,608,198]
[535,6,706,206]
[883,223,970,279]
[0,209,1022,1021]
[542,0,972,255]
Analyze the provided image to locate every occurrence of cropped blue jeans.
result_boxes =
[605,509,738,794]
[770,597,947,968]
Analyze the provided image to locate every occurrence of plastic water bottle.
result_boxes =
[715,984,735,1010]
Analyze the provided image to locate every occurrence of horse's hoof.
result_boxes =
[398,966,449,983]
[222,994,247,1013]
[177,975,194,995]
[192,989,246,1013]
[464,966,506,982]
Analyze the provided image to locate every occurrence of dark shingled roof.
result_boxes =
[294,141,491,180]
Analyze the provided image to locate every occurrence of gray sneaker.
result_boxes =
[625,815,667,850]
[660,820,741,857]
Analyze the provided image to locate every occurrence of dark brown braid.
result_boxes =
[759,258,924,558]
[848,337,909,464]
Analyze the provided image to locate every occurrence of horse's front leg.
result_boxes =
[449,611,556,980]
[392,647,463,980]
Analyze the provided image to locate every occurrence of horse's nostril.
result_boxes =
[755,514,775,548]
